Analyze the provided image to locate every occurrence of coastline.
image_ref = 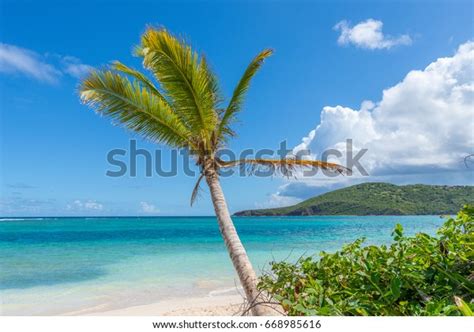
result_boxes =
[1,215,444,316]
[82,294,246,316]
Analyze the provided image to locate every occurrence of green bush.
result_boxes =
[259,206,474,316]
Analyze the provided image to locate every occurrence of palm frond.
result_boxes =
[216,49,273,141]
[136,28,220,142]
[217,158,351,177]
[112,61,169,104]
[80,70,195,149]
[190,173,205,206]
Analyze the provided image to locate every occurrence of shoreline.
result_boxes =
[1,215,444,316]
[67,293,247,316]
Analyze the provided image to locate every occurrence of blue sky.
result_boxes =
[1,0,473,216]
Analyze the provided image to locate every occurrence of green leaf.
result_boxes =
[390,277,401,300]
[137,28,220,143]
[454,296,473,316]
[217,49,273,141]
[294,303,307,313]
[80,70,194,149]
[392,224,404,241]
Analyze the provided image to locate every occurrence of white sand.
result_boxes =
[83,294,246,316]
[62,285,283,316]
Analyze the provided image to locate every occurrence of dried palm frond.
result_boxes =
[190,173,205,206]
[217,158,351,177]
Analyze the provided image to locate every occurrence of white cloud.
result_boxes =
[84,201,103,210]
[334,19,412,50]
[140,201,160,214]
[255,192,302,209]
[0,43,61,83]
[297,41,474,175]
[272,41,474,205]
[61,56,93,78]
[67,199,103,211]
[0,43,92,83]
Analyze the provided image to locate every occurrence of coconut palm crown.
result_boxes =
[79,27,349,315]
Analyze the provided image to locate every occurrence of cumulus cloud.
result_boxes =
[297,41,474,175]
[255,192,302,209]
[67,199,104,211]
[140,201,160,214]
[272,41,474,206]
[0,43,92,83]
[334,19,412,50]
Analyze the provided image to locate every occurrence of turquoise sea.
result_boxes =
[0,215,445,315]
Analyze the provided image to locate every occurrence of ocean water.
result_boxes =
[0,215,445,315]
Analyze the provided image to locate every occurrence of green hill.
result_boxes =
[234,182,474,216]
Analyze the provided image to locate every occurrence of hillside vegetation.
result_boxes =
[235,183,474,216]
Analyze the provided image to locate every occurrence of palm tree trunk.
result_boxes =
[204,166,273,316]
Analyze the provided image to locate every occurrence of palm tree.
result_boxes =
[79,27,348,315]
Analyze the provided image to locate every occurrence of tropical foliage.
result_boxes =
[259,205,474,316]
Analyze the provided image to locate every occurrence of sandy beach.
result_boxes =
[86,294,247,316]
[62,286,284,316]
[60,286,251,316]
[60,286,252,316]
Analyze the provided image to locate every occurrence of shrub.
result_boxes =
[258,206,474,316]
